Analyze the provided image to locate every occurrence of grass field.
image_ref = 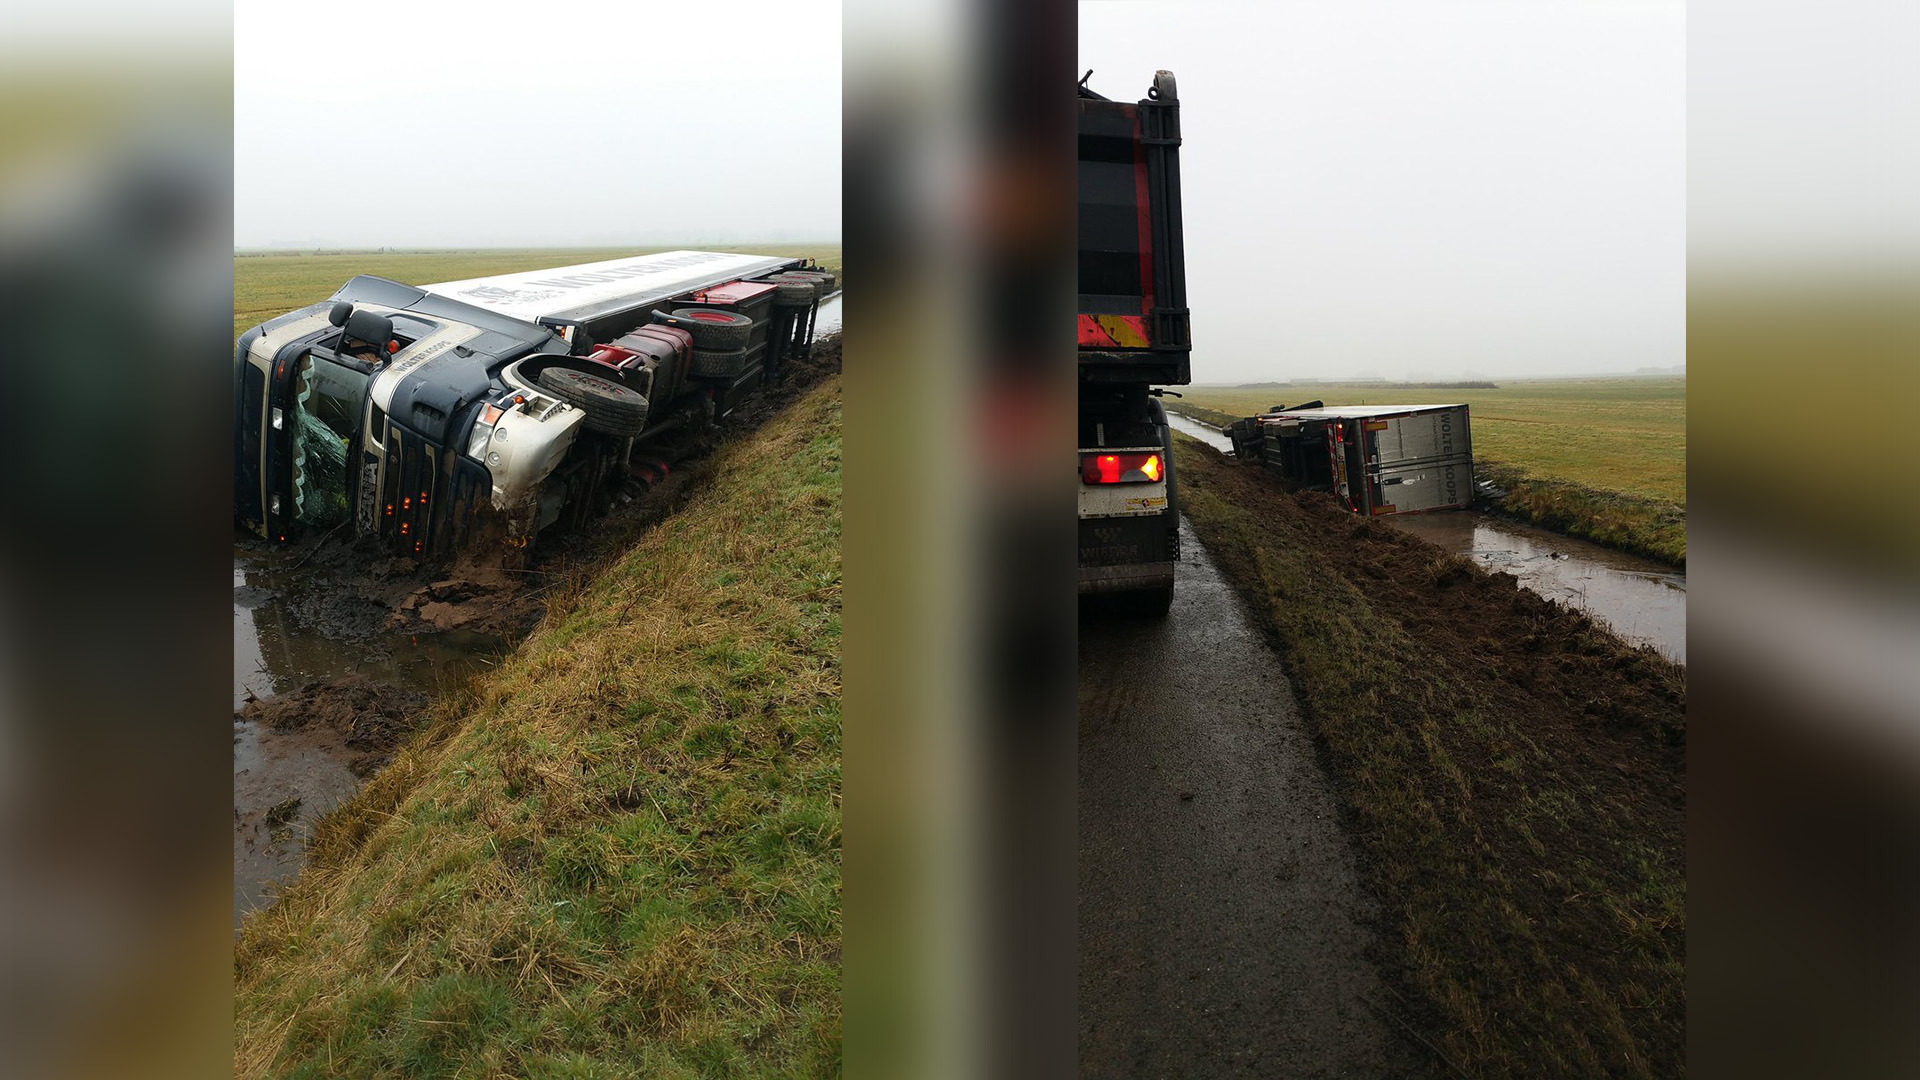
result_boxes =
[1175,437,1685,1078]
[234,245,843,342]
[1181,378,1686,505]
[235,377,844,1078]
[1179,378,1687,564]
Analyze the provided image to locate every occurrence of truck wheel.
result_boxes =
[688,347,749,379]
[666,308,752,350]
[536,366,649,437]
[766,279,819,305]
[780,270,836,293]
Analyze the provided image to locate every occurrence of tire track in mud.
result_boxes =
[1079,519,1428,1078]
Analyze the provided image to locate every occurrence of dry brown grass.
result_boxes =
[235,378,843,1079]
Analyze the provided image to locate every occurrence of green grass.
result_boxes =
[1173,436,1685,1079]
[235,377,844,1078]
[235,245,843,342]
[1180,378,1687,563]
[1476,462,1686,566]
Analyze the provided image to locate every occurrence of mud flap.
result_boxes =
[1078,512,1176,594]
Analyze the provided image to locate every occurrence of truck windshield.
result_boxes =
[290,353,368,527]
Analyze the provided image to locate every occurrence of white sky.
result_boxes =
[235,0,841,249]
[1081,0,1685,382]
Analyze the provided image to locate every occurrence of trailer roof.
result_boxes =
[1260,404,1467,421]
[422,249,801,325]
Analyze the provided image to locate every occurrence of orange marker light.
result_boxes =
[1080,451,1166,485]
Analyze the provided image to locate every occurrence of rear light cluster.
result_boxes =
[1081,452,1164,485]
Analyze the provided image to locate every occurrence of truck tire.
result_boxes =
[688,346,749,379]
[780,270,836,293]
[536,366,649,437]
[766,278,821,305]
[666,308,752,350]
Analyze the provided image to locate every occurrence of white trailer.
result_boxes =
[1233,404,1474,516]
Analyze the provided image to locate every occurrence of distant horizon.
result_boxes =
[235,241,843,253]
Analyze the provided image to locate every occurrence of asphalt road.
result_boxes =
[1079,518,1424,1078]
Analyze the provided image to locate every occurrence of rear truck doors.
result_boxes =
[1078,70,1190,386]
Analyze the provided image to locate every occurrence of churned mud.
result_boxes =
[238,675,430,775]
[234,330,843,927]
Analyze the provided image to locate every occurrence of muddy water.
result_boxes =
[1167,414,1687,664]
[233,548,504,926]
[1168,411,1236,454]
[1386,514,1685,663]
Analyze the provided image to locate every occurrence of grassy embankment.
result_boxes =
[234,245,844,342]
[1176,378,1687,565]
[235,377,844,1078]
[1174,434,1685,1079]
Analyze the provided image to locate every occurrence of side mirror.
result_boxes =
[328,301,354,327]
[344,309,395,353]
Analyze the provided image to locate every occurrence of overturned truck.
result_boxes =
[1229,403,1474,517]
[234,250,833,560]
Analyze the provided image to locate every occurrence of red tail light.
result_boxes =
[1081,452,1164,485]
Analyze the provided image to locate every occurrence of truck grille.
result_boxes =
[377,426,491,556]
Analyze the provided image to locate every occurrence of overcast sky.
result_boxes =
[1081,0,1684,382]
[235,0,840,249]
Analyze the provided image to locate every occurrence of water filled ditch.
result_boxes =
[1167,413,1684,664]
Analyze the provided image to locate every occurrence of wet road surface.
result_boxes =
[1080,518,1421,1078]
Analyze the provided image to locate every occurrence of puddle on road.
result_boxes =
[234,547,505,927]
[1168,413,1686,664]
